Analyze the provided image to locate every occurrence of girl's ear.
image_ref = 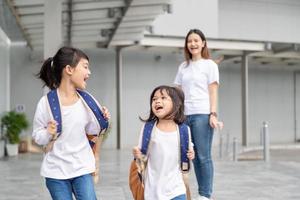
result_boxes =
[65,65,73,75]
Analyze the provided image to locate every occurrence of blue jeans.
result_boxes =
[45,174,97,200]
[171,194,186,200]
[186,114,213,198]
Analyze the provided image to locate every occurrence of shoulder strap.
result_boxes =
[47,89,62,136]
[46,89,109,139]
[76,89,109,133]
[178,123,190,172]
[140,121,190,172]
[141,120,155,155]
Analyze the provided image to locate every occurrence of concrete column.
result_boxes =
[43,0,62,94]
[0,27,11,112]
[116,47,123,149]
[44,0,62,58]
[241,52,249,146]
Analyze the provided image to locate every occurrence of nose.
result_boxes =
[155,98,162,104]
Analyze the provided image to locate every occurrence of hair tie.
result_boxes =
[50,57,54,68]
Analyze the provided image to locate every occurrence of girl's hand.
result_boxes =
[102,106,111,120]
[132,146,142,159]
[47,120,57,136]
[187,148,195,160]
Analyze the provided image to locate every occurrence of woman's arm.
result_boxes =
[208,82,219,128]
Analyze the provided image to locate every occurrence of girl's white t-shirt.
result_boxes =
[174,59,219,115]
[32,96,100,179]
[138,125,190,200]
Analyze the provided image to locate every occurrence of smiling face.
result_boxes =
[151,89,174,120]
[68,58,90,90]
[187,33,205,58]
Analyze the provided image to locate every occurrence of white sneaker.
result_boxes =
[196,195,210,200]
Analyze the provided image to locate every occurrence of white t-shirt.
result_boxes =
[32,96,101,179]
[138,125,192,200]
[174,59,219,115]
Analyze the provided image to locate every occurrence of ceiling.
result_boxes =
[1,0,300,66]
[3,0,172,50]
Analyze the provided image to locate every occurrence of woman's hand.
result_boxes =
[187,148,195,160]
[209,116,224,130]
[132,146,142,159]
[209,115,218,128]
[47,120,57,136]
[101,106,111,120]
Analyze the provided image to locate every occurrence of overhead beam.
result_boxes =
[71,0,125,11]
[106,0,134,47]
[126,5,165,16]
[5,0,33,49]
[273,44,300,54]
[131,0,171,6]
[140,35,266,52]
[13,0,44,7]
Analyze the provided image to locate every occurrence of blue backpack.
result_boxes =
[141,120,190,172]
[46,89,109,150]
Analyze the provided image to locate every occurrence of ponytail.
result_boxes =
[37,57,58,89]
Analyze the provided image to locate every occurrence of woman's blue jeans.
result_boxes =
[186,114,213,198]
[45,174,97,200]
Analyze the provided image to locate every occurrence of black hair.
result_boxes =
[141,85,185,124]
[184,29,210,65]
[37,46,89,89]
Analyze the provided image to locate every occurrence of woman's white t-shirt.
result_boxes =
[174,59,219,115]
[138,125,191,200]
[32,95,100,179]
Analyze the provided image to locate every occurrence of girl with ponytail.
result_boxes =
[33,46,110,200]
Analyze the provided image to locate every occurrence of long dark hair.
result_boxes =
[37,46,89,89]
[141,85,185,124]
[184,29,210,65]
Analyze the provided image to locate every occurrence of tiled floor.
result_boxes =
[1,148,300,200]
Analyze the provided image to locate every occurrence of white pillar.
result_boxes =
[43,0,62,94]
[44,0,62,58]
[0,27,11,112]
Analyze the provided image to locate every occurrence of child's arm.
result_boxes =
[132,124,145,159]
[32,97,55,145]
[187,127,195,160]
[133,146,142,159]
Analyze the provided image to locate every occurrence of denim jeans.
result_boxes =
[45,174,97,200]
[186,114,213,198]
[171,194,186,200]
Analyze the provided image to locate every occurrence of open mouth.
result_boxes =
[155,105,163,111]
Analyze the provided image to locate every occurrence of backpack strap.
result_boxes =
[47,89,62,136]
[76,89,109,133]
[46,89,109,148]
[140,120,190,172]
[178,123,190,172]
[141,120,155,155]
[77,90,109,149]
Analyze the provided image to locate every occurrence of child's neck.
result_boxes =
[156,119,177,132]
[58,82,79,106]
